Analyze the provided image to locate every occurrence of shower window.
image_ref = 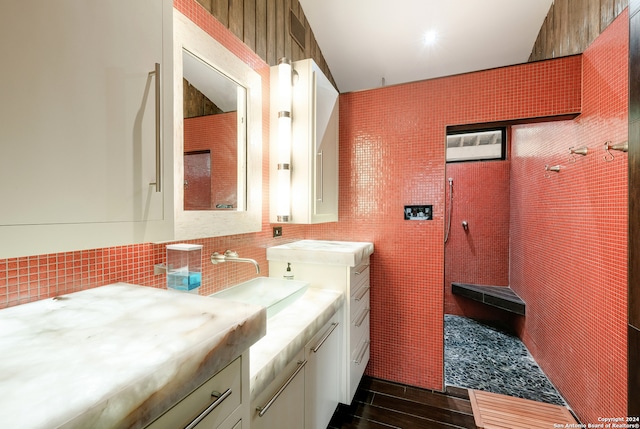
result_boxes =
[446,127,506,162]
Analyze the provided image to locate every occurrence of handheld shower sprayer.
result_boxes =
[444,178,454,243]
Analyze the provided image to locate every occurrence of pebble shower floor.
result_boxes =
[444,314,566,405]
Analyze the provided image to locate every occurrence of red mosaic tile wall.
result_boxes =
[510,11,628,423]
[302,56,583,390]
[444,160,511,320]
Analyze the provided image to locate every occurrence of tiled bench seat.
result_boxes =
[451,282,525,316]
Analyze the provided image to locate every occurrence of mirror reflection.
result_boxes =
[182,49,247,211]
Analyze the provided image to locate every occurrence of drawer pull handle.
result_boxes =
[354,286,370,301]
[354,264,370,275]
[184,388,232,429]
[353,340,370,365]
[354,308,370,327]
[311,322,339,353]
[257,360,307,417]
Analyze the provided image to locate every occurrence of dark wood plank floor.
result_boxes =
[328,377,477,429]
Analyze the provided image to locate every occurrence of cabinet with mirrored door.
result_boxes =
[172,10,263,241]
[0,3,264,258]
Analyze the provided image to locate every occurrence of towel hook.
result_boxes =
[544,164,561,178]
[603,141,628,162]
[568,146,588,163]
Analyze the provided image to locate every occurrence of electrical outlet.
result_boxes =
[273,226,283,237]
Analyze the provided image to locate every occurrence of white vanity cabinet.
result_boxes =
[269,259,371,404]
[268,240,374,405]
[251,349,306,429]
[305,312,342,429]
[147,354,249,429]
[251,309,343,429]
[0,0,174,258]
[270,58,339,224]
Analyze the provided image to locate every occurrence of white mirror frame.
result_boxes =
[173,11,262,239]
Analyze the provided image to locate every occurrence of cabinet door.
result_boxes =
[0,0,172,257]
[251,351,305,429]
[305,313,342,429]
[272,59,338,224]
[312,62,339,222]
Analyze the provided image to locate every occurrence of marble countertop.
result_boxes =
[0,283,266,429]
[250,287,344,398]
[266,240,374,267]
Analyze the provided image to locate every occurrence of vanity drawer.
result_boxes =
[350,299,370,354]
[349,259,370,294]
[349,326,370,400]
[350,284,369,319]
[147,356,242,429]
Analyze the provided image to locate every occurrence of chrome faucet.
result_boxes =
[210,250,260,273]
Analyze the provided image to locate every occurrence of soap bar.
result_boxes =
[167,272,201,290]
[186,272,202,289]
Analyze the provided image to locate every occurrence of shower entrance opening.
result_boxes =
[442,125,564,405]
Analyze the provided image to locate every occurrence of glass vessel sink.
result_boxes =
[210,277,309,318]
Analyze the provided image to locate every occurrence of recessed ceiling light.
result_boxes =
[423,30,438,45]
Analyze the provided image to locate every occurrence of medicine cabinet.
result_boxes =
[173,11,262,239]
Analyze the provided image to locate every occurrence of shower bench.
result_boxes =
[451,282,525,316]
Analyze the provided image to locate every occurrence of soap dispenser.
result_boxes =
[283,263,294,280]
[166,243,203,293]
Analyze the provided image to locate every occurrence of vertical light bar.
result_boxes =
[276,58,292,222]
[277,58,292,112]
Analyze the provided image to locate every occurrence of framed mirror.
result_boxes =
[173,11,262,239]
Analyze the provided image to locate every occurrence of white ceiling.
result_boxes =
[298,0,554,93]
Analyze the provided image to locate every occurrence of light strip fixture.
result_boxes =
[276,58,293,222]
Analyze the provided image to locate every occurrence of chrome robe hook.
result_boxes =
[604,141,628,161]
[544,164,561,178]
[569,146,588,162]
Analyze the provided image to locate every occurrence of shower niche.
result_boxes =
[404,205,433,220]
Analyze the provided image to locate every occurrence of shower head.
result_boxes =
[448,178,453,184]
